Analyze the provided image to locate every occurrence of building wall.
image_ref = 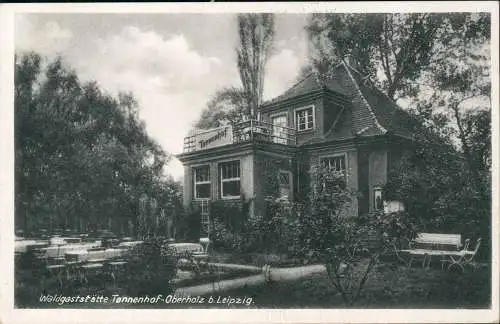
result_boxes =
[183,165,193,207]
[252,151,295,217]
[260,96,325,146]
[183,144,390,219]
[182,153,255,209]
[307,144,359,216]
[357,148,370,215]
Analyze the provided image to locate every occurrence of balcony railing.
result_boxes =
[183,119,297,153]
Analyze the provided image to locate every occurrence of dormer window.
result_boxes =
[295,105,315,131]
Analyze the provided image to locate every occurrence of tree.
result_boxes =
[236,13,276,118]
[306,12,492,250]
[306,13,490,100]
[407,13,490,240]
[193,14,276,129]
[15,52,181,236]
[194,87,248,130]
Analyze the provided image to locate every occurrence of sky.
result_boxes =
[15,13,310,180]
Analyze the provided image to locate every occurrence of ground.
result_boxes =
[15,258,491,309]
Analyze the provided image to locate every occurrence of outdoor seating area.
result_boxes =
[400,233,482,272]
[15,233,143,290]
[15,231,220,293]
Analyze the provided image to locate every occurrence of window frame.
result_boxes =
[270,112,289,144]
[320,152,348,182]
[294,105,315,132]
[193,165,211,200]
[219,160,241,200]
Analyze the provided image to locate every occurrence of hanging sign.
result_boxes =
[195,125,233,150]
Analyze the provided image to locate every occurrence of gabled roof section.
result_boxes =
[260,61,417,141]
[345,64,417,139]
[261,68,349,107]
[261,73,323,106]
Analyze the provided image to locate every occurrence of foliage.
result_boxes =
[193,13,276,130]
[306,12,491,260]
[124,238,177,296]
[206,195,300,255]
[208,199,250,251]
[209,217,241,251]
[293,163,417,306]
[385,132,489,240]
[14,52,182,236]
[210,199,249,233]
[236,13,276,118]
[194,87,248,130]
[306,12,490,100]
[176,206,202,242]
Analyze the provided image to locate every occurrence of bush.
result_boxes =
[294,162,418,306]
[210,218,241,251]
[241,197,300,255]
[208,199,250,250]
[210,199,249,233]
[210,196,300,256]
[176,207,202,242]
[124,238,177,296]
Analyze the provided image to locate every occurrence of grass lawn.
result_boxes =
[221,261,491,309]
[15,259,491,309]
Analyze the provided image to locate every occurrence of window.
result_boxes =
[194,166,210,199]
[322,155,347,173]
[271,114,288,144]
[321,154,347,183]
[220,161,241,198]
[295,106,314,131]
[373,187,383,211]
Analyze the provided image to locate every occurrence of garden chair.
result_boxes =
[45,264,67,290]
[440,238,481,272]
[79,262,104,285]
[407,249,430,269]
[107,261,127,287]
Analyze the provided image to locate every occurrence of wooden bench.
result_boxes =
[402,233,462,268]
[413,233,462,251]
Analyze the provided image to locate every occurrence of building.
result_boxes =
[176,62,416,231]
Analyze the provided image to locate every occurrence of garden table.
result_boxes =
[169,243,204,255]
[65,248,125,263]
[15,241,47,253]
[42,243,100,259]
[65,250,88,262]
[117,241,143,248]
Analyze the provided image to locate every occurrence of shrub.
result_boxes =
[209,218,241,251]
[208,199,250,250]
[176,206,202,242]
[210,199,249,233]
[124,238,177,296]
[294,162,418,306]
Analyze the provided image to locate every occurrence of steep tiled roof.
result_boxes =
[261,62,416,140]
[347,66,417,139]
[262,73,322,105]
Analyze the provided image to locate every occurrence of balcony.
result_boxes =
[183,119,297,153]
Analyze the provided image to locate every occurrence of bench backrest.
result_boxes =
[414,233,462,250]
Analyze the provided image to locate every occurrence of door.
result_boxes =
[272,115,288,144]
